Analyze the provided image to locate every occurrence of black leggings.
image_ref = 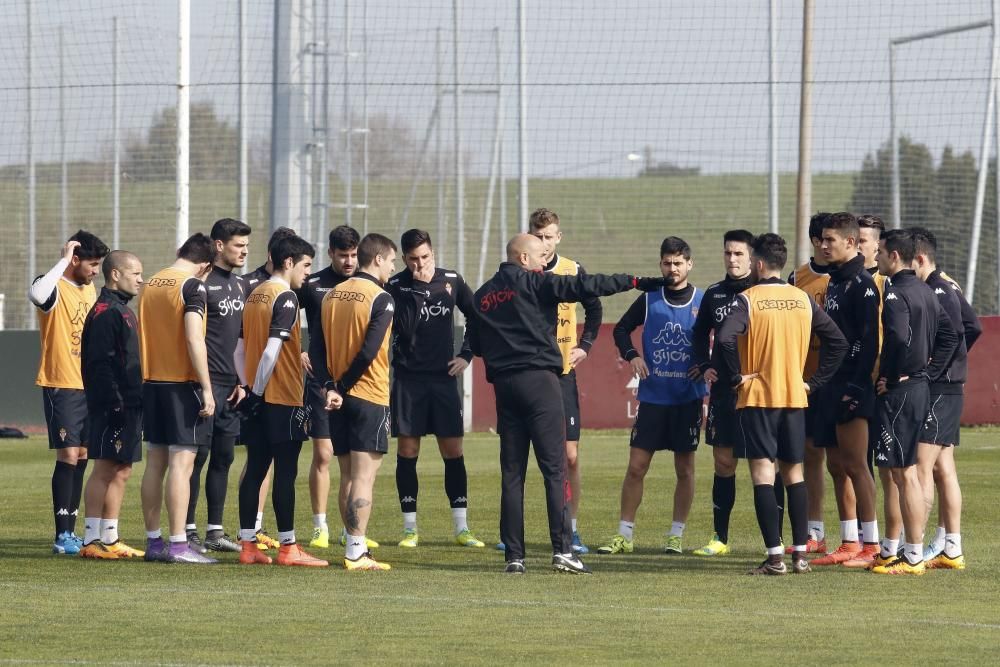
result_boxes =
[187,433,236,527]
[239,438,303,534]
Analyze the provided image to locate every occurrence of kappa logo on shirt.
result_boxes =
[864,288,875,298]
[886,292,898,301]
[283,300,297,309]
[935,287,946,295]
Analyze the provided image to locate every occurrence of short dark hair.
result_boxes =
[101,250,139,282]
[358,233,398,267]
[210,218,252,242]
[659,236,691,259]
[723,229,755,247]
[69,230,109,260]
[528,208,560,231]
[822,212,859,241]
[267,227,298,254]
[401,229,433,254]
[880,228,916,264]
[910,226,938,262]
[808,212,832,242]
[176,233,215,264]
[751,232,788,270]
[329,225,360,252]
[271,236,316,268]
[857,214,885,233]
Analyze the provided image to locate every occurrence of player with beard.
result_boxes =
[387,229,485,549]
[184,218,251,554]
[599,237,706,556]
[29,232,109,555]
[690,229,755,556]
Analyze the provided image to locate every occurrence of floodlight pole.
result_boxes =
[112,16,121,250]
[967,6,1000,298]
[59,25,68,242]
[453,0,465,279]
[768,0,778,234]
[794,0,814,266]
[517,0,528,232]
[176,0,190,248]
[27,0,35,329]
[238,0,248,229]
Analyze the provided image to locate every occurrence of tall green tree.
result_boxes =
[124,102,238,182]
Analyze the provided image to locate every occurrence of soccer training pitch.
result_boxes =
[2,428,997,664]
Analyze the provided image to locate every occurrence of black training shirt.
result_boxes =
[205,265,246,386]
[690,273,752,396]
[387,267,475,378]
[824,253,880,390]
[81,287,142,410]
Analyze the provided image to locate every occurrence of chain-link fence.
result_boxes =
[2,0,998,329]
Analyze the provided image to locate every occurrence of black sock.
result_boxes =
[52,461,75,537]
[773,472,785,541]
[753,483,781,550]
[396,455,418,514]
[70,458,88,533]
[785,481,808,549]
[271,440,303,534]
[206,435,236,527]
[239,439,272,532]
[712,474,736,544]
[444,456,468,509]
[187,446,209,526]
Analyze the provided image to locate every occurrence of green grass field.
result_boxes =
[2,428,998,665]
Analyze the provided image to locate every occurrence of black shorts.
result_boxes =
[243,402,312,446]
[305,378,332,439]
[814,379,876,448]
[706,391,738,448]
[921,393,963,447]
[629,400,702,453]
[391,375,463,438]
[42,387,89,449]
[874,380,929,469]
[211,382,242,438]
[738,407,806,463]
[142,382,213,447]
[559,371,582,442]
[330,395,390,456]
[87,406,143,463]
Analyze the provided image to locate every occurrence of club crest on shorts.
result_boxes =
[114,439,123,453]
[58,428,67,442]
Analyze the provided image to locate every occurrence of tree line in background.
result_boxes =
[1,102,996,312]
[850,134,999,312]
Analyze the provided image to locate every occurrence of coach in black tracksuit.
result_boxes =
[468,233,664,574]
[872,230,958,572]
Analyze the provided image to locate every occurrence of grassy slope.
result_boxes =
[1,173,854,326]
[1,426,997,665]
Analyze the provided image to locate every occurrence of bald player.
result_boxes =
[78,251,146,559]
[469,233,666,575]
